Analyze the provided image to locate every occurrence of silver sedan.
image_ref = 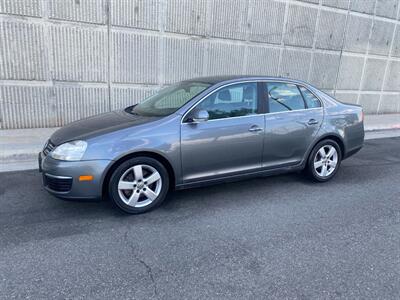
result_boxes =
[39,76,365,213]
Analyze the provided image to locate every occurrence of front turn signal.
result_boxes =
[79,175,94,181]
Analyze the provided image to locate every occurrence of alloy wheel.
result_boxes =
[117,164,162,208]
[313,145,338,178]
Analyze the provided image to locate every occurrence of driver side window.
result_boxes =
[197,83,258,120]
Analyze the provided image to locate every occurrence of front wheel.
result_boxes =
[306,139,342,182]
[108,157,169,214]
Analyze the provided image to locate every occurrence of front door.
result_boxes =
[262,82,323,168]
[181,82,265,182]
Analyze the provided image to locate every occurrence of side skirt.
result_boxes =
[175,164,305,190]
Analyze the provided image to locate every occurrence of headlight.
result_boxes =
[50,140,87,161]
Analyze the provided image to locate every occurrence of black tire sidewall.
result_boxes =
[108,157,169,214]
[307,139,342,182]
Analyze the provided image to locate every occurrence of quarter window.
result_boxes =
[267,83,305,113]
[299,86,322,108]
[197,83,258,120]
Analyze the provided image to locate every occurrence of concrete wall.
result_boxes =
[0,0,399,129]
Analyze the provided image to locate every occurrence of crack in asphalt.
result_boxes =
[124,230,158,298]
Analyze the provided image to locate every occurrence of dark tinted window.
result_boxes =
[267,83,305,113]
[299,86,321,108]
[197,83,258,120]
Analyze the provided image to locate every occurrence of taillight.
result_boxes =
[361,110,364,121]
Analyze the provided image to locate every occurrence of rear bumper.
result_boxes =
[39,152,111,200]
[343,120,364,159]
[344,145,363,159]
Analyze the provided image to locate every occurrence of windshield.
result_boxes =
[130,82,211,117]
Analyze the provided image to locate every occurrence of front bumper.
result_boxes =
[39,152,112,200]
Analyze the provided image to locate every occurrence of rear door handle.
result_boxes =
[307,119,319,125]
[248,125,263,132]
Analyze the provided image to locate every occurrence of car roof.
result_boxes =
[185,75,313,87]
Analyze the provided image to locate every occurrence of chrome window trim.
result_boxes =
[264,107,323,117]
[181,79,325,124]
[181,107,323,125]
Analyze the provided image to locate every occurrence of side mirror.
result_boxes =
[188,110,209,123]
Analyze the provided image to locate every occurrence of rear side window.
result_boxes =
[299,86,321,108]
[267,83,305,113]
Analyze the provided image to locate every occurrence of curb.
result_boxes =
[364,125,400,131]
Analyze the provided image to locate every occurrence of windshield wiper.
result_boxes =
[124,107,140,115]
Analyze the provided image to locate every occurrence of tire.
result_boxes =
[306,139,342,182]
[108,156,169,214]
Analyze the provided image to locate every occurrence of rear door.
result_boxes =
[262,82,323,168]
[180,82,265,182]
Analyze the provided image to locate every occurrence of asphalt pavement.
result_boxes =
[0,137,399,299]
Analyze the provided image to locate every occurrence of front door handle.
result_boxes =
[307,119,319,125]
[248,125,263,132]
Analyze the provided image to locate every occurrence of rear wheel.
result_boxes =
[109,157,169,214]
[306,139,342,182]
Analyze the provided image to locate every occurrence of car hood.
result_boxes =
[50,109,160,146]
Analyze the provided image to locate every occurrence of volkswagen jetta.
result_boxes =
[39,76,364,213]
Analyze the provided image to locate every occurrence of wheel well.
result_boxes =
[316,135,345,158]
[102,151,176,196]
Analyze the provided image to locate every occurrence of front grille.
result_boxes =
[43,174,72,192]
[43,140,55,156]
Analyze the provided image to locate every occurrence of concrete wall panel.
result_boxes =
[315,10,347,50]
[375,0,398,19]
[246,46,280,76]
[279,49,311,80]
[164,37,204,83]
[359,94,380,114]
[0,85,55,128]
[379,95,400,113]
[208,0,248,40]
[369,20,396,56]
[298,0,319,4]
[112,32,158,84]
[49,0,107,24]
[54,85,108,125]
[310,53,341,89]
[383,61,400,91]
[391,26,400,58]
[344,15,373,53]
[322,0,350,9]
[350,0,376,15]
[336,55,364,90]
[111,87,155,110]
[0,0,399,129]
[51,25,107,82]
[284,5,318,48]
[249,0,285,44]
[206,42,246,75]
[0,0,42,17]
[362,58,387,91]
[165,0,207,36]
[0,20,47,80]
[334,92,359,104]
[322,90,335,96]
[111,0,158,30]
